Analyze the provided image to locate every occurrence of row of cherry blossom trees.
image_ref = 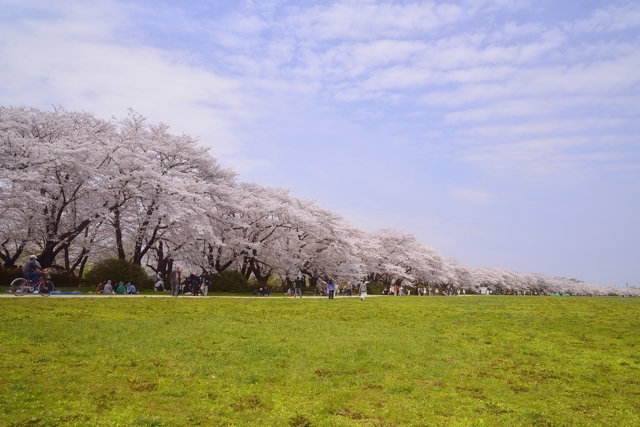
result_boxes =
[0,106,631,295]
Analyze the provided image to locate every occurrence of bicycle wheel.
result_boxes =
[10,278,29,296]
[38,280,55,296]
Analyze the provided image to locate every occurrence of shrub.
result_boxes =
[84,258,153,289]
[0,268,23,287]
[367,281,385,295]
[211,270,250,293]
[51,271,82,287]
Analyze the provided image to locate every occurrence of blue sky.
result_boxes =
[1,0,639,286]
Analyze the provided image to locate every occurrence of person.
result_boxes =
[115,282,126,294]
[23,255,43,284]
[182,278,193,295]
[294,276,303,298]
[327,279,335,299]
[96,281,105,293]
[200,271,210,296]
[346,281,353,297]
[103,280,114,294]
[359,280,368,301]
[127,283,138,294]
[317,280,327,296]
[154,273,165,291]
[170,267,181,297]
[187,273,199,295]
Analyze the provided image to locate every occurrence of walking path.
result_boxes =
[0,292,383,299]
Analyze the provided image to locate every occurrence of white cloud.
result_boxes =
[2,0,639,182]
[0,0,259,163]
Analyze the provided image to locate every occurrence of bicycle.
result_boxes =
[10,269,55,297]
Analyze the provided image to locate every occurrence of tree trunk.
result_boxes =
[78,255,89,280]
[148,241,173,278]
[0,241,26,268]
[113,207,126,260]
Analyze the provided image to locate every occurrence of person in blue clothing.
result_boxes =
[327,279,336,299]
[126,283,138,294]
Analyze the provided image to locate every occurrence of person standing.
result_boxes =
[346,281,353,297]
[327,279,335,299]
[294,276,303,298]
[170,267,181,297]
[360,281,368,301]
[200,271,210,296]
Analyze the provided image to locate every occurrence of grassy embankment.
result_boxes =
[1,296,639,426]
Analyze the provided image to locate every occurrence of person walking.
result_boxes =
[170,266,181,297]
[359,280,368,301]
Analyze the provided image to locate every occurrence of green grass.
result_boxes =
[1,296,639,426]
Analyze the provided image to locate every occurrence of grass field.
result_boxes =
[1,296,639,427]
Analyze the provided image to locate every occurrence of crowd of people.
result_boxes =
[95,280,139,294]
[92,266,213,296]
[380,285,469,296]
[162,267,211,297]
[286,278,369,301]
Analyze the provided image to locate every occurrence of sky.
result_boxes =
[1,0,639,287]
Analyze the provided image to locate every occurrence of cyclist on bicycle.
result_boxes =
[23,255,44,283]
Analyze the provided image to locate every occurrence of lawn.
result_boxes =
[1,296,639,426]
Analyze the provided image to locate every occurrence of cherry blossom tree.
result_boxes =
[362,228,447,288]
[0,105,623,295]
[0,106,111,268]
